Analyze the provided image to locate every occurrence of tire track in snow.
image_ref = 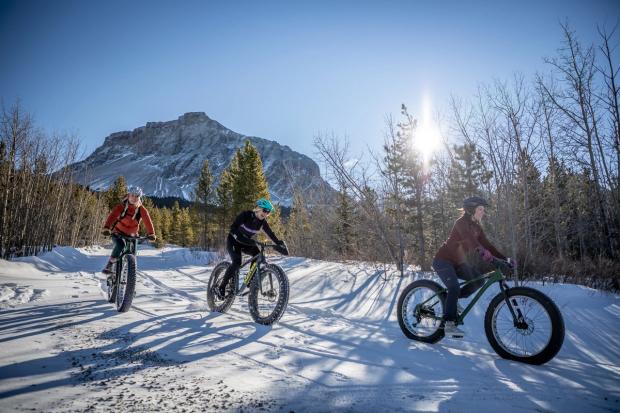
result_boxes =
[136,270,204,304]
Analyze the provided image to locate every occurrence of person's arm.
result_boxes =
[478,230,506,259]
[140,206,155,235]
[104,204,124,229]
[261,220,280,244]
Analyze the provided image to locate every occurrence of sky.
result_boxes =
[1,0,619,162]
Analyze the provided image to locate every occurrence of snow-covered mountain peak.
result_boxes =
[68,112,332,205]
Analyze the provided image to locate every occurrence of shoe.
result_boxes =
[102,262,113,275]
[216,282,231,300]
[443,321,465,339]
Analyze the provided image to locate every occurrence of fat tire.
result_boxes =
[484,286,564,365]
[107,275,116,303]
[397,279,446,343]
[207,261,237,313]
[116,254,136,313]
[248,264,289,325]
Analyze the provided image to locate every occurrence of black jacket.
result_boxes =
[229,210,280,246]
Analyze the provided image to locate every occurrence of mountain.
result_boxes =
[67,112,332,205]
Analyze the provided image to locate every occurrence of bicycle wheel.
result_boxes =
[485,287,564,365]
[116,254,136,313]
[248,264,289,325]
[206,261,237,313]
[397,280,446,343]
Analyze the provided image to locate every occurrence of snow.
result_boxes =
[0,245,618,412]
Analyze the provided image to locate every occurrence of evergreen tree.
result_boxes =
[194,159,214,249]
[180,208,195,247]
[159,207,173,245]
[286,192,311,256]
[446,143,492,206]
[105,176,127,210]
[334,182,354,258]
[171,201,182,245]
[231,140,269,215]
[216,165,235,242]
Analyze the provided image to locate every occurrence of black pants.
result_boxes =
[432,258,484,321]
[220,234,260,287]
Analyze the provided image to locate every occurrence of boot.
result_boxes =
[102,258,114,274]
[443,321,465,339]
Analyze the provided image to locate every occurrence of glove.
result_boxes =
[477,247,493,262]
[506,258,517,269]
[147,234,157,241]
[102,228,111,237]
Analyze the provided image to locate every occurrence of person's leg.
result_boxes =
[432,258,459,322]
[455,264,484,298]
[219,235,242,296]
[103,236,124,274]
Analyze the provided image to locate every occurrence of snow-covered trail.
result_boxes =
[0,245,618,412]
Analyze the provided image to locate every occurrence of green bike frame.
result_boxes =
[419,266,520,325]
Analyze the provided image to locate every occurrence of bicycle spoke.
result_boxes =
[492,295,552,358]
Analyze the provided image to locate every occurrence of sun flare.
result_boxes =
[413,97,441,161]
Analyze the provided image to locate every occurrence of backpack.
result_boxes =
[110,200,142,231]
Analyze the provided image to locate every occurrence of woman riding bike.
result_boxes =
[217,198,285,298]
[433,196,514,338]
[101,186,156,281]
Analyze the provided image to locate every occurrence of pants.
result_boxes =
[221,234,260,287]
[432,258,484,321]
[110,234,125,259]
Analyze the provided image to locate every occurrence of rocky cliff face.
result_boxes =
[68,112,331,205]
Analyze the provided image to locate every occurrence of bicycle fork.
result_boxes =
[499,281,528,329]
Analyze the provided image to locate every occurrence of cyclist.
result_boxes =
[101,186,156,280]
[217,198,285,298]
[432,196,512,338]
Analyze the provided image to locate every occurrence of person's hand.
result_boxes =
[477,247,493,262]
[147,234,157,241]
[102,228,111,237]
[506,257,517,269]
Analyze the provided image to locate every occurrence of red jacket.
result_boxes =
[435,214,505,265]
[104,202,155,237]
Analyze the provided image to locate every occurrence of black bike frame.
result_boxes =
[234,243,275,296]
[418,261,522,325]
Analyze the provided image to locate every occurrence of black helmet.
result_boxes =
[463,196,489,209]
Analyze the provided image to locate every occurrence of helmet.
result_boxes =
[127,185,143,197]
[255,198,274,213]
[463,196,489,209]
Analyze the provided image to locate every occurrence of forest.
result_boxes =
[1,24,618,290]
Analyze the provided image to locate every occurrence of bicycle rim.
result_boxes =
[401,286,444,338]
[253,269,282,318]
[491,295,553,358]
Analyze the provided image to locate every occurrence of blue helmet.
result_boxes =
[255,198,274,213]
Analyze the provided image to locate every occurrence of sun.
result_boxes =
[413,97,441,161]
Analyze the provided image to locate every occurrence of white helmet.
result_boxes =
[127,185,143,197]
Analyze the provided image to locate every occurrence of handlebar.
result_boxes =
[111,234,149,241]
[256,241,289,256]
[491,257,514,271]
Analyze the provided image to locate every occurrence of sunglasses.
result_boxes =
[261,208,271,214]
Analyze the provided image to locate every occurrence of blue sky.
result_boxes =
[1,0,618,161]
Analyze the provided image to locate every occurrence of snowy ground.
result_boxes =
[0,244,618,413]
